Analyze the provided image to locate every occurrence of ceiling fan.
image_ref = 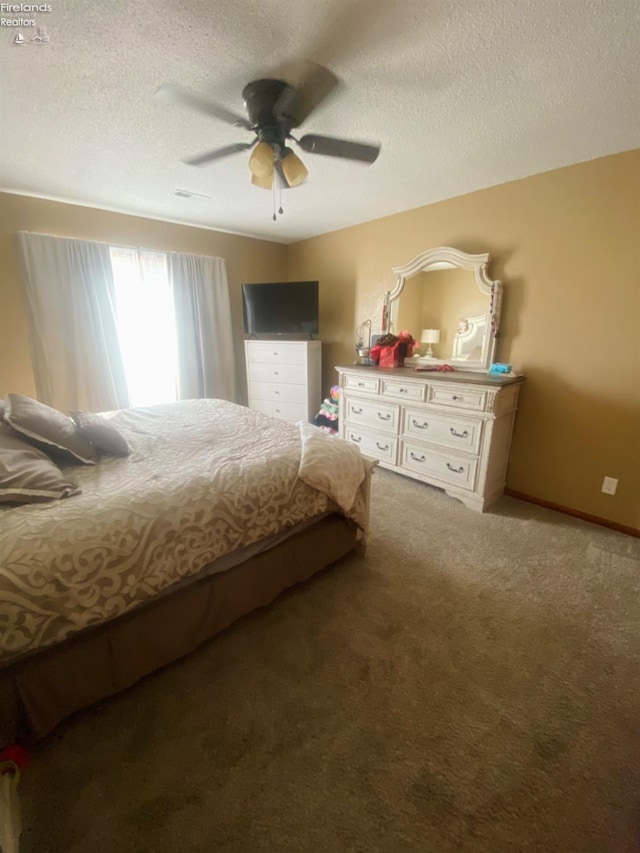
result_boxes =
[156,62,381,192]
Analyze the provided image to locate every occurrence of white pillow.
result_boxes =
[0,423,81,503]
[5,393,98,464]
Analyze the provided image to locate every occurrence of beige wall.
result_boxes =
[0,194,287,403]
[288,150,640,529]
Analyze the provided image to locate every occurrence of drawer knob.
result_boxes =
[350,434,362,443]
[452,395,462,401]
[410,452,426,463]
[357,382,365,387]
[376,442,389,451]
[351,406,363,415]
[447,462,465,474]
[274,371,279,376]
[377,412,391,421]
[412,419,429,430]
[449,427,469,438]
[273,352,279,356]
[399,387,408,393]
[275,390,280,395]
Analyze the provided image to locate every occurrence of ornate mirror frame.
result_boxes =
[383,246,503,373]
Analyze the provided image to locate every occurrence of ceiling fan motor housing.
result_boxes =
[242,79,294,131]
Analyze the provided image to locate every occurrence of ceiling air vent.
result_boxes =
[174,189,211,199]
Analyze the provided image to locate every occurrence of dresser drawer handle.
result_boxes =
[357,381,365,387]
[350,434,362,443]
[275,390,280,395]
[399,387,408,393]
[412,419,429,430]
[452,395,462,401]
[410,452,426,463]
[351,406,363,415]
[447,462,465,474]
[449,427,469,438]
[274,371,279,376]
[377,412,391,421]
[273,352,279,356]
[376,441,389,451]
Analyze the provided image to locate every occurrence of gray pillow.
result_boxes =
[71,410,131,457]
[4,393,99,464]
[0,423,81,503]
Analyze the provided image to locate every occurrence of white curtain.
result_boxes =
[16,231,129,413]
[168,252,237,402]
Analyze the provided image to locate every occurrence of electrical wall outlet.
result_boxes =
[601,476,618,495]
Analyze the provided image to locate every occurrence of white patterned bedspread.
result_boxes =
[0,399,373,664]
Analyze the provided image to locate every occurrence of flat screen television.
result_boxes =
[242,280,319,336]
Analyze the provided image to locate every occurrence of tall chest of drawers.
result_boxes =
[245,339,322,423]
[336,365,524,511]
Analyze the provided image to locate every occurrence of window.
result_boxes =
[109,247,178,408]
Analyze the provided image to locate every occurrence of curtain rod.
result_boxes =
[16,231,225,262]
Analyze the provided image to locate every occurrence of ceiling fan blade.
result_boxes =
[183,141,257,167]
[156,83,253,130]
[297,134,380,164]
[271,60,340,127]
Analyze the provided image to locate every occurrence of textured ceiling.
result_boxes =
[1,0,638,243]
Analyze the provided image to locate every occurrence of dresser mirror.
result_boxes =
[383,247,502,372]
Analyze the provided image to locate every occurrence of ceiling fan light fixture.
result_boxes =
[248,141,275,179]
[280,150,308,187]
[251,172,273,190]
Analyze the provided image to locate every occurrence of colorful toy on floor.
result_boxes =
[312,385,340,434]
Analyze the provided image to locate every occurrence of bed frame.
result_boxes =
[0,512,363,744]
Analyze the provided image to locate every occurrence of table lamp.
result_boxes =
[421,329,440,358]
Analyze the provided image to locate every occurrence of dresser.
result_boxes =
[245,339,322,422]
[336,365,524,511]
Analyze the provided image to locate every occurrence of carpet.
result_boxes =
[19,469,640,852]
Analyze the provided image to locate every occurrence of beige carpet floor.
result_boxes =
[19,469,640,853]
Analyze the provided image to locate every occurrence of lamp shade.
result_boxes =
[421,328,440,344]
[248,142,275,185]
[250,172,273,190]
[280,151,308,187]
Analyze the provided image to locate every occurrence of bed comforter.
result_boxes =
[0,399,373,665]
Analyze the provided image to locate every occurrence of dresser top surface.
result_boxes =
[335,364,524,387]
[245,338,321,345]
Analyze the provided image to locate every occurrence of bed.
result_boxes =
[0,399,375,743]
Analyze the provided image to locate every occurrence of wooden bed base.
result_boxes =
[0,514,360,744]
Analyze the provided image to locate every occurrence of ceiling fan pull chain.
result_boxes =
[271,165,285,220]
